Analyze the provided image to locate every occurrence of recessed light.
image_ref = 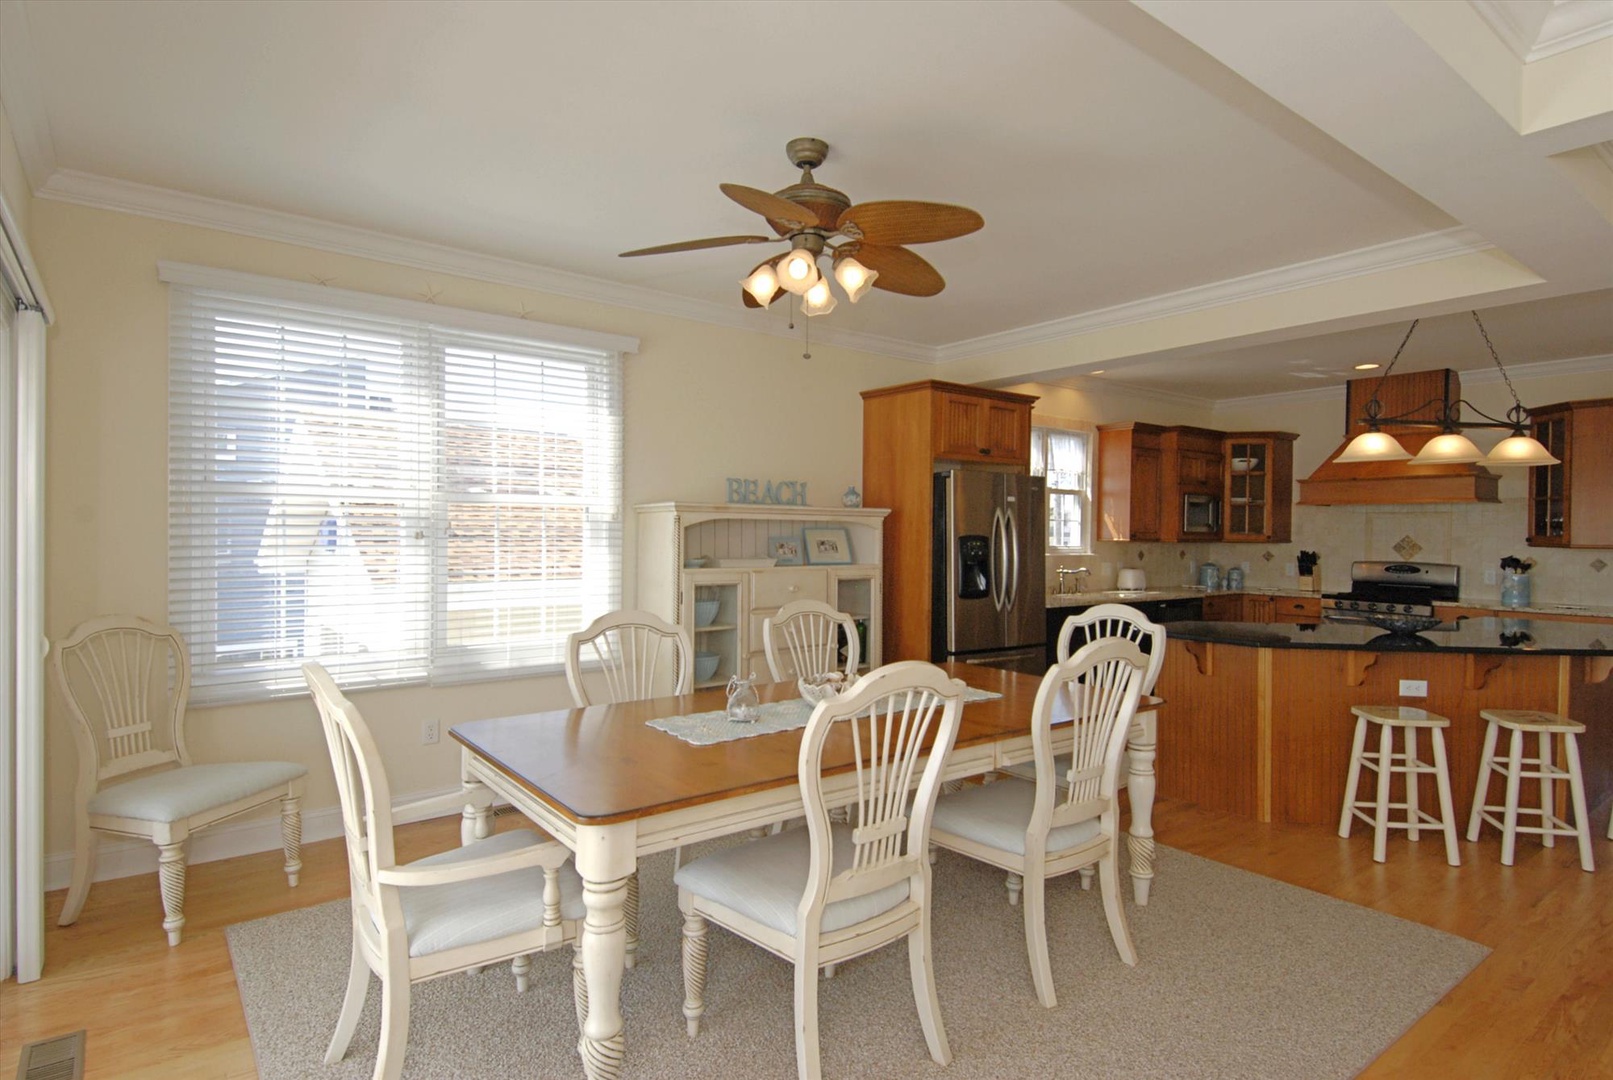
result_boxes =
[1353,362,1381,370]
[1089,369,1105,375]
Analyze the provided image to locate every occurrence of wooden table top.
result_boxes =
[451,661,1046,826]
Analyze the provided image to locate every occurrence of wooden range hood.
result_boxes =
[1299,369,1500,506]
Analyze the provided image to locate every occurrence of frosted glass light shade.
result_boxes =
[777,249,820,295]
[1483,433,1559,467]
[741,264,780,306]
[1412,432,1484,464]
[833,257,878,302]
[1334,430,1412,463]
[802,277,837,316]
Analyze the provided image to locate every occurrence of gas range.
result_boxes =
[1321,561,1459,624]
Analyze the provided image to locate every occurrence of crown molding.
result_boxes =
[1034,373,1213,410]
[0,0,59,189]
[1471,0,1613,63]
[35,169,934,362]
[931,227,1494,364]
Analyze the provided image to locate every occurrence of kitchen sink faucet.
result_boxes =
[1056,567,1090,595]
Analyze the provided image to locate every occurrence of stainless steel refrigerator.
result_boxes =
[931,469,1047,673]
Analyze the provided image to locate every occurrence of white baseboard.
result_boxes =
[44,784,465,893]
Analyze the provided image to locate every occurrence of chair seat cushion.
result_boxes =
[675,824,911,937]
[87,761,307,823]
[401,830,585,957]
[931,777,1102,857]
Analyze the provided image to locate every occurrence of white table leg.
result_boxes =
[1126,708,1158,906]
[458,750,493,844]
[575,822,636,1080]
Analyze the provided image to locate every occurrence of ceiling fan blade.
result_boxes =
[619,235,776,257]
[719,183,820,228]
[853,244,946,297]
[837,201,984,246]
[741,255,788,308]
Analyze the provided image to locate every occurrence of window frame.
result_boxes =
[1030,419,1095,556]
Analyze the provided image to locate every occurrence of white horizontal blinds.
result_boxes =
[169,284,623,702]
[431,326,622,681]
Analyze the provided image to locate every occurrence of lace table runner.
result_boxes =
[647,685,1004,747]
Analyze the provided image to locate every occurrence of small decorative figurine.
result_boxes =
[842,486,862,508]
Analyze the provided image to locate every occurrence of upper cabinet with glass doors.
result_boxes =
[1222,433,1296,543]
[1527,399,1613,549]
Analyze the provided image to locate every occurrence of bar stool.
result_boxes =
[1338,705,1460,865]
[1466,709,1594,872]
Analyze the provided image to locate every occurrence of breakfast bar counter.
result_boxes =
[1153,617,1613,827]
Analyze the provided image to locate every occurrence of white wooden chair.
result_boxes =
[762,599,860,683]
[303,663,585,1080]
[565,608,693,707]
[50,615,307,946]
[930,638,1148,1008]
[675,661,965,1080]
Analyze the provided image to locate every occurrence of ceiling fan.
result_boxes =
[618,137,983,316]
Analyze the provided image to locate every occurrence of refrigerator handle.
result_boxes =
[990,508,1006,612]
[1005,507,1021,611]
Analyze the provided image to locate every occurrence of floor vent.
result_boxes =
[492,802,522,818]
[15,1030,86,1080]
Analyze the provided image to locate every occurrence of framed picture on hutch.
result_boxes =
[802,527,853,565]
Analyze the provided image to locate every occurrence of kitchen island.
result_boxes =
[1153,617,1613,827]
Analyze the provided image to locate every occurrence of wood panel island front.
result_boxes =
[1153,617,1613,828]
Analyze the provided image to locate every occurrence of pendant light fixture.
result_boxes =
[776,246,820,295]
[1333,312,1559,468]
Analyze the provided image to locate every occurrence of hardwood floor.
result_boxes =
[2,799,1609,1079]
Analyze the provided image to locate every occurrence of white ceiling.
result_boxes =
[3,0,1611,398]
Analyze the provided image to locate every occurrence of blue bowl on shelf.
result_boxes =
[694,652,720,683]
[694,599,721,627]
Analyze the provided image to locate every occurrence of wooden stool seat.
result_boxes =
[1338,705,1460,865]
[1467,709,1594,872]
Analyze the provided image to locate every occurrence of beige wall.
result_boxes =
[31,197,939,858]
[0,99,32,240]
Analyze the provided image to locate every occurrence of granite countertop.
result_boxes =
[1047,586,1317,609]
[1165,616,1613,655]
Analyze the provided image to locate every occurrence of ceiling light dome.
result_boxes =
[740,263,780,306]
[802,277,837,316]
[1412,432,1484,464]
[1483,433,1559,467]
[833,256,878,303]
[1334,429,1412,463]
[777,248,819,295]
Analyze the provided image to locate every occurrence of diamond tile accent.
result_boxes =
[1262,550,1274,562]
[1393,535,1423,559]
[1592,559,1608,573]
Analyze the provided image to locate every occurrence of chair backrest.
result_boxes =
[1028,638,1147,838]
[303,662,402,935]
[1056,603,1166,694]
[762,599,859,683]
[565,609,694,707]
[796,660,964,928]
[50,616,192,802]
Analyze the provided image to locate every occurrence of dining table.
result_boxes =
[450,660,1162,1080]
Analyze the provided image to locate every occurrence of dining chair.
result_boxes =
[762,599,859,683]
[50,615,307,946]
[303,662,585,1080]
[675,660,964,1080]
[565,608,693,707]
[929,638,1148,1008]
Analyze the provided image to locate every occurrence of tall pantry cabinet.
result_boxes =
[860,380,1037,662]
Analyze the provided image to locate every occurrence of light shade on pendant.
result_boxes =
[1334,429,1412,463]
[1483,433,1559,467]
[1412,432,1484,464]
[741,263,780,306]
[802,277,837,316]
[777,249,820,295]
[833,256,878,303]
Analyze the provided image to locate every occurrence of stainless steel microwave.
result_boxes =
[1183,493,1221,534]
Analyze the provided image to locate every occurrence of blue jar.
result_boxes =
[1499,572,1531,610]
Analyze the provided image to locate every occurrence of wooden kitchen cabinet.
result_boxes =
[1527,398,1613,549]
[862,380,1039,660]
[1224,433,1296,543]
[1201,594,1244,621]
[1271,595,1322,623]
[1096,422,1164,541]
[1159,426,1224,542]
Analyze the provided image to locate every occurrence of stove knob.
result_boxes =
[1365,602,1379,611]
[1402,604,1414,614]
[1348,601,1360,610]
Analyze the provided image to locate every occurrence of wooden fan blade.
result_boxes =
[837,201,984,246]
[741,255,788,308]
[854,244,945,297]
[719,183,820,228]
[619,235,776,257]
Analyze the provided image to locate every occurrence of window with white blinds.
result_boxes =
[1030,424,1093,554]
[168,276,625,703]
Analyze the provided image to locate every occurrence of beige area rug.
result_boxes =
[227,844,1487,1079]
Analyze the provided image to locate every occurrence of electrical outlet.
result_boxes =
[422,719,440,745]
[1284,562,1296,578]
[1483,567,1497,585]
[1398,680,1428,698]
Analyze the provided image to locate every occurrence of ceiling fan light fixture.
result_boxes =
[740,264,780,306]
[802,277,837,316]
[1412,431,1484,464]
[1334,429,1412,463]
[777,249,819,295]
[833,256,878,303]
[1483,432,1559,467]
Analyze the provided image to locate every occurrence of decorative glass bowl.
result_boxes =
[798,672,849,705]
[694,651,720,683]
[694,599,721,627]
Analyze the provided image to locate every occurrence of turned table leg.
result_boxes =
[575,823,635,1080]
[1126,707,1159,906]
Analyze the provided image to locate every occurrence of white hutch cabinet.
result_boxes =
[636,502,888,689]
